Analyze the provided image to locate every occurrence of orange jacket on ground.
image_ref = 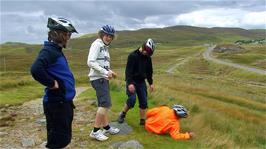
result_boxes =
[145,106,190,140]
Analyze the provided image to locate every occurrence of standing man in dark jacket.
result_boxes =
[31,17,78,149]
[117,38,156,125]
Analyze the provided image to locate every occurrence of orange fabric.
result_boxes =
[145,106,190,140]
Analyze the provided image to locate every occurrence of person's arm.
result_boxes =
[87,42,109,76]
[30,50,55,88]
[169,122,191,140]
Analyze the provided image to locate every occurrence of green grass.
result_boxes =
[213,45,266,69]
[0,72,44,106]
[0,84,43,106]
[0,26,265,148]
[75,75,266,149]
[76,83,202,149]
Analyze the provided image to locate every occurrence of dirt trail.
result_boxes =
[0,87,89,149]
[166,46,266,75]
[203,45,266,75]
[166,52,202,74]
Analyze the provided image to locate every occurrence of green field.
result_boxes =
[213,44,266,69]
[0,26,265,148]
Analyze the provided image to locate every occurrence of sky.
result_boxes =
[1,0,266,44]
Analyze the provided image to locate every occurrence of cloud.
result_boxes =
[242,11,266,27]
[174,8,266,29]
[1,0,265,44]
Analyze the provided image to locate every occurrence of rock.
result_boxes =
[119,140,143,149]
[213,44,245,53]
[88,100,97,106]
[10,113,17,117]
[0,131,8,136]
[109,122,133,135]
[110,141,124,149]
[39,141,47,148]
[36,118,46,126]
[21,138,35,147]
[110,140,143,149]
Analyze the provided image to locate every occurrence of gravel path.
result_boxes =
[203,45,266,75]
[0,87,89,149]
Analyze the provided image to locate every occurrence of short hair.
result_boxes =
[98,30,115,40]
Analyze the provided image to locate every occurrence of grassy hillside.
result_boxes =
[68,25,266,50]
[0,26,265,148]
[213,44,266,69]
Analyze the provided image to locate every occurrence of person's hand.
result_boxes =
[149,84,154,92]
[188,132,195,139]
[107,70,117,80]
[50,80,59,90]
[128,84,135,93]
[111,70,117,79]
[107,71,113,80]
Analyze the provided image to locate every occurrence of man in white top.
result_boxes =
[87,25,120,141]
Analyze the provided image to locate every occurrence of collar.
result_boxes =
[44,41,62,51]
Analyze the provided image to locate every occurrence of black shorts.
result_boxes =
[126,81,148,109]
[43,100,75,149]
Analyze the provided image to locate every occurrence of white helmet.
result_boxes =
[143,38,155,56]
[47,17,78,33]
[172,104,188,118]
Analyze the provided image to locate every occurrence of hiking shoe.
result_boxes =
[90,130,108,141]
[117,112,126,123]
[102,127,120,135]
[140,119,145,125]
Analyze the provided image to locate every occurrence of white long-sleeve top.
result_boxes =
[87,38,111,81]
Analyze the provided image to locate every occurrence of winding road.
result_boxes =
[166,45,266,75]
[203,45,266,75]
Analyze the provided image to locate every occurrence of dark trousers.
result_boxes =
[43,101,74,149]
[126,81,148,109]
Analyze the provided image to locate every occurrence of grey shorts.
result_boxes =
[90,78,111,108]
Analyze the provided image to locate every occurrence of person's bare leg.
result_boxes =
[94,112,105,128]
[103,113,108,127]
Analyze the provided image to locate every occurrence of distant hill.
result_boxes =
[1,25,265,50]
[68,25,266,50]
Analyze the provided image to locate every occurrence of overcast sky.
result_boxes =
[1,0,266,44]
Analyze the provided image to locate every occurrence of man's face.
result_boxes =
[62,31,72,48]
[141,50,148,56]
[67,32,72,39]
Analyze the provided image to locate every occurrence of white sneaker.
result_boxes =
[102,127,120,135]
[90,130,109,141]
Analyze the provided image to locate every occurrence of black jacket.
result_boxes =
[125,49,153,85]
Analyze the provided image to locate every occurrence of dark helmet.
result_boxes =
[143,38,155,56]
[47,17,78,33]
[172,104,188,118]
[100,25,115,36]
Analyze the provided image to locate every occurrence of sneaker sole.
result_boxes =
[90,134,109,141]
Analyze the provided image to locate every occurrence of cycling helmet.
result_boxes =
[100,25,115,36]
[47,17,78,33]
[143,38,155,56]
[172,104,188,118]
